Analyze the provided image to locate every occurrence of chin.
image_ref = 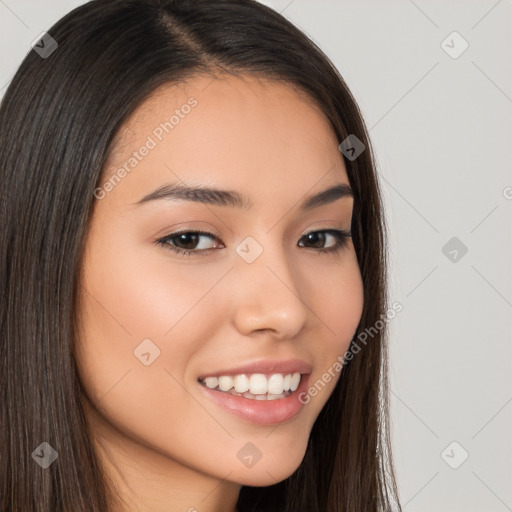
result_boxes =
[231,450,307,487]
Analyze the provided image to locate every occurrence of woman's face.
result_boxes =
[76,73,364,492]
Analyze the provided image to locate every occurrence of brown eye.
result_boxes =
[156,228,351,258]
[298,230,351,254]
[156,230,221,256]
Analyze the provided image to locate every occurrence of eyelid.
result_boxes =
[155,228,222,253]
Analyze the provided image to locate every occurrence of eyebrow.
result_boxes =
[135,181,353,211]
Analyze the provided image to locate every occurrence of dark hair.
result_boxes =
[0,1,401,511]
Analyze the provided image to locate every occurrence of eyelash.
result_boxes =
[155,228,351,257]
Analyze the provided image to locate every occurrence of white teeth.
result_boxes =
[267,374,284,395]
[218,376,234,392]
[283,374,291,391]
[249,374,267,394]
[200,371,303,398]
[290,373,301,391]
[204,377,219,389]
[266,393,284,400]
[234,374,250,393]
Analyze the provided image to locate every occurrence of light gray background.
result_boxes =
[1,1,511,510]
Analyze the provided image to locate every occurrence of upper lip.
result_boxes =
[198,358,312,380]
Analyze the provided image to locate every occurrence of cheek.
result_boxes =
[75,233,235,405]
[78,227,226,342]
[310,249,364,351]
[330,265,364,349]
[74,241,231,466]
[301,250,364,405]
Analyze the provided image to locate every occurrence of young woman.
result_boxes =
[0,1,402,511]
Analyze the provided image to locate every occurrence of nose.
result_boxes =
[229,240,309,340]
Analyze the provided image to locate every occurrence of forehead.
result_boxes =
[100,73,348,210]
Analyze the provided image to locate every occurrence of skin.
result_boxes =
[76,72,364,512]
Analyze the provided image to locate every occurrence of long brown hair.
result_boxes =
[0,1,401,510]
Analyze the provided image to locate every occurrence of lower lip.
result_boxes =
[198,374,311,426]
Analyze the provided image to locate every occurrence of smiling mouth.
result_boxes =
[198,372,302,400]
